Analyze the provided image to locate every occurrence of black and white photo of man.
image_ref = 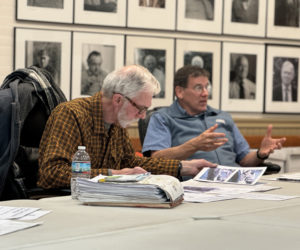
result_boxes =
[272,58,298,102]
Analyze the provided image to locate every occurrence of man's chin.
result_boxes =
[119,119,139,128]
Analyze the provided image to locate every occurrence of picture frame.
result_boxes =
[16,0,73,23]
[126,35,174,108]
[72,32,125,99]
[221,42,265,113]
[176,0,223,34]
[74,0,126,27]
[175,39,221,109]
[127,0,176,30]
[267,0,300,40]
[14,28,71,99]
[265,45,300,114]
[223,0,266,37]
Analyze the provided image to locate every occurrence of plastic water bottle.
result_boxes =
[71,146,91,199]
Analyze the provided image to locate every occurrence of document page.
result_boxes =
[0,220,42,236]
[194,165,266,185]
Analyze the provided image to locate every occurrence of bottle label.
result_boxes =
[72,161,91,173]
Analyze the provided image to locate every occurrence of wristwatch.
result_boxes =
[256,149,269,160]
[177,162,183,180]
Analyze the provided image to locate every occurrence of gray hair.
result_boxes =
[102,65,161,98]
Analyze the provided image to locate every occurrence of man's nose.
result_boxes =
[138,112,147,119]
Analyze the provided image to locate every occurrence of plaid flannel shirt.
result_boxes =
[38,92,179,189]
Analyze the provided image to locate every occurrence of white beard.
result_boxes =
[117,103,139,128]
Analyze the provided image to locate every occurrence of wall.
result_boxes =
[1,0,300,139]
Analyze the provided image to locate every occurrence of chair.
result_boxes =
[0,67,70,201]
[138,107,281,175]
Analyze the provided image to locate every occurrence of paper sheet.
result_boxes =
[0,220,42,236]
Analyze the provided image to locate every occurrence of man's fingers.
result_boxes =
[266,124,273,138]
[206,124,218,133]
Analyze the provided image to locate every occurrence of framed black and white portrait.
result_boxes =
[14,28,71,99]
[221,42,265,112]
[223,0,267,37]
[126,35,174,108]
[17,0,73,23]
[265,45,300,113]
[74,0,126,27]
[72,32,124,99]
[176,0,223,34]
[127,0,176,30]
[175,39,221,109]
[267,0,300,40]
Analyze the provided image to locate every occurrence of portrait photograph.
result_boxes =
[136,49,166,98]
[176,39,221,109]
[176,0,223,34]
[14,28,71,99]
[267,0,300,40]
[84,0,117,12]
[138,0,165,8]
[221,42,265,112]
[72,32,124,99]
[17,0,73,23]
[127,0,176,30]
[223,0,266,37]
[126,35,174,108]
[229,53,257,100]
[25,41,61,87]
[74,0,126,27]
[265,45,300,113]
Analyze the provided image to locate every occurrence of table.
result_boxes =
[1,176,300,250]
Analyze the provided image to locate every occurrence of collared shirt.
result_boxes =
[282,84,292,102]
[38,92,179,189]
[230,78,256,99]
[142,100,250,166]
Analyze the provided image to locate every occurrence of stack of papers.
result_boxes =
[277,172,300,182]
[75,174,184,208]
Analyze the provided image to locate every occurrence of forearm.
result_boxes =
[38,158,72,189]
[239,151,264,167]
[151,142,198,160]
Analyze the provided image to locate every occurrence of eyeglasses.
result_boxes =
[114,92,149,115]
[193,84,210,93]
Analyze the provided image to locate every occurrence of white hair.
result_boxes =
[102,65,160,98]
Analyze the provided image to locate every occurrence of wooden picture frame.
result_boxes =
[74,0,126,27]
[223,0,266,37]
[175,38,221,109]
[72,32,124,99]
[265,45,300,114]
[221,42,265,112]
[127,0,176,30]
[16,0,73,23]
[14,28,71,99]
[267,0,300,40]
[176,0,223,34]
[126,35,174,108]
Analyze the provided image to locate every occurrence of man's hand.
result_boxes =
[259,124,286,158]
[180,159,217,177]
[111,167,147,175]
[188,124,228,152]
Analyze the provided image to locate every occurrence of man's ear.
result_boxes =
[112,93,123,107]
[175,86,184,99]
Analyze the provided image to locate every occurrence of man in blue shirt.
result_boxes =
[142,65,286,176]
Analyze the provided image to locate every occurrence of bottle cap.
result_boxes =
[78,146,86,150]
